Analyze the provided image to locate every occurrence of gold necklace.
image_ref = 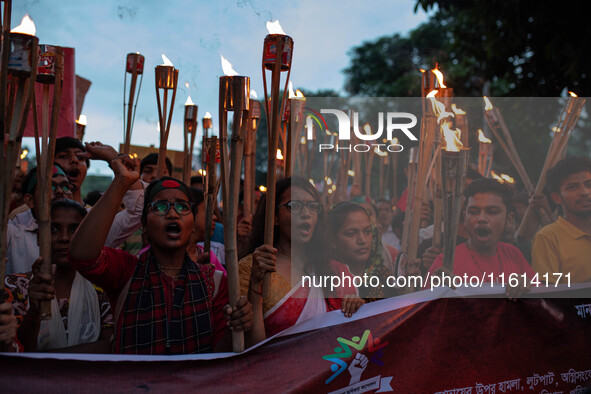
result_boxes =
[157,263,182,270]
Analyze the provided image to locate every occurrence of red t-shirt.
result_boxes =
[428,242,535,281]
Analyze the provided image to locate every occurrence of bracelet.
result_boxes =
[108,153,127,169]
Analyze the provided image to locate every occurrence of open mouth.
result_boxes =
[475,227,491,238]
[68,168,80,179]
[165,222,182,236]
[298,222,312,232]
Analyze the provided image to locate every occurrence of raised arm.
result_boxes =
[69,155,139,261]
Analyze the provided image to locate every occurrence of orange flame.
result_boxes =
[185,96,195,106]
[363,123,372,135]
[432,67,446,88]
[204,112,212,119]
[483,96,493,111]
[568,91,578,97]
[276,149,284,160]
[266,20,286,35]
[220,54,238,76]
[11,15,36,35]
[451,104,466,115]
[161,54,173,67]
[477,129,492,143]
[427,90,438,98]
[429,98,454,124]
[77,115,87,126]
[442,122,463,152]
[501,174,515,184]
[491,171,503,183]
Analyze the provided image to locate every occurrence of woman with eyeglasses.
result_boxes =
[239,177,364,341]
[68,157,257,354]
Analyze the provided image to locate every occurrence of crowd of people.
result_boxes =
[1,135,590,355]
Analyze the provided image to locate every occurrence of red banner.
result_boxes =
[1,289,590,392]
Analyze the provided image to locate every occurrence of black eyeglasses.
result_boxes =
[51,182,73,194]
[279,200,322,215]
[149,200,194,216]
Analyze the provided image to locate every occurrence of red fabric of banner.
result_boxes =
[1,297,590,393]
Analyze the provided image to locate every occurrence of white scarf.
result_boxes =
[37,272,101,351]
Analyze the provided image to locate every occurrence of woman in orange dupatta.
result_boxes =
[239,177,364,340]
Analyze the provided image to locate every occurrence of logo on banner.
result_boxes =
[322,329,394,394]
[303,108,415,153]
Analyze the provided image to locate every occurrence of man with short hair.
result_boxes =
[532,157,591,283]
[428,179,535,288]
[53,137,90,204]
[5,165,73,274]
[140,153,172,183]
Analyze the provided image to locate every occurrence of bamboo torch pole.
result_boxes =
[154,54,178,178]
[516,93,585,241]
[0,17,38,301]
[483,97,534,193]
[401,147,419,255]
[440,141,469,273]
[34,45,64,318]
[183,96,198,184]
[430,69,454,251]
[244,95,260,219]
[123,52,144,154]
[203,137,219,255]
[218,55,250,352]
[261,24,293,300]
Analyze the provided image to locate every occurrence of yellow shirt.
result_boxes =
[238,254,291,316]
[531,217,591,283]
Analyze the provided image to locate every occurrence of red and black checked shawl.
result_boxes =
[118,251,216,354]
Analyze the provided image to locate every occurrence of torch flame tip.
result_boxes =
[432,67,446,89]
[204,112,212,119]
[250,90,258,99]
[483,96,493,110]
[451,103,466,115]
[77,114,87,126]
[477,129,492,143]
[220,54,239,76]
[266,20,286,35]
[161,54,173,67]
[568,91,578,97]
[11,14,36,36]
[185,96,195,106]
[442,123,463,152]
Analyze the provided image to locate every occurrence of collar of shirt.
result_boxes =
[557,216,591,240]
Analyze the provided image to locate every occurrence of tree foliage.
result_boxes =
[341,0,590,186]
